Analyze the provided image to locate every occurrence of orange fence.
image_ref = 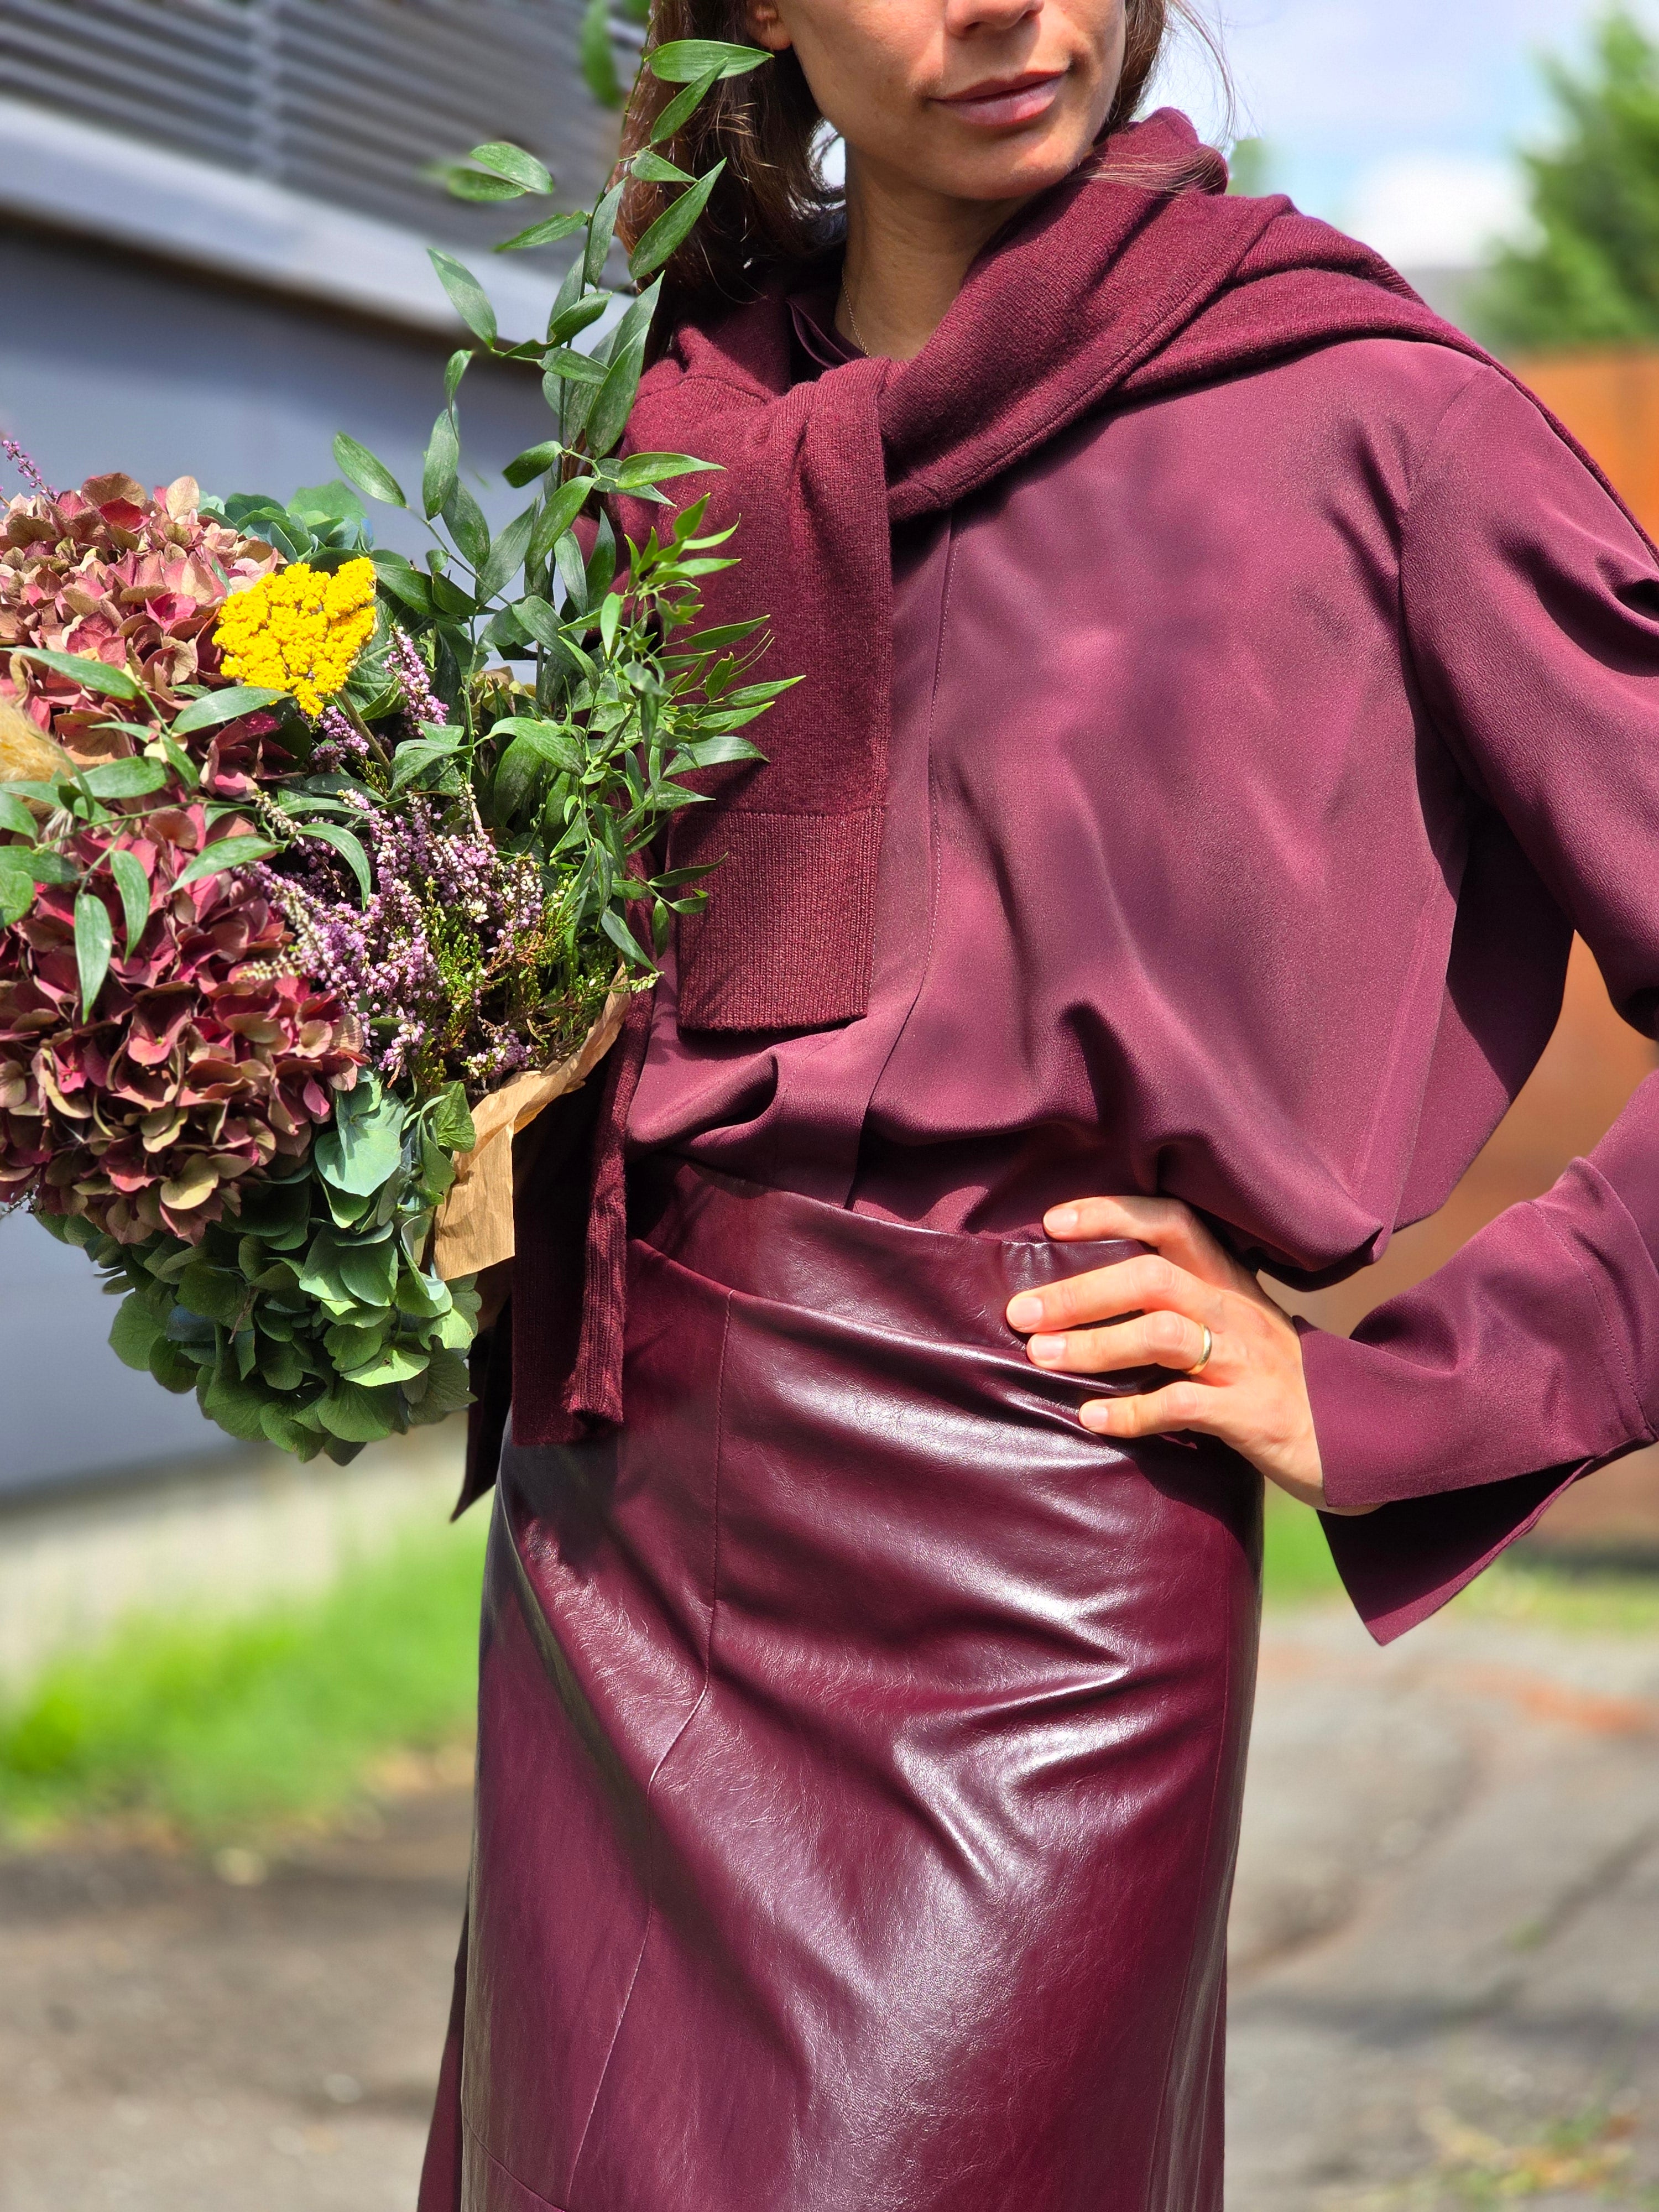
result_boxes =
[1514,345,1659,540]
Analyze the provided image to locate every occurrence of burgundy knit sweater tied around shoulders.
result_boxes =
[498,108,1617,1476]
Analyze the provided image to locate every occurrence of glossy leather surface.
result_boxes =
[434,1167,1262,2211]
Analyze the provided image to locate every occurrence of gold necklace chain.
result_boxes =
[838,279,869,356]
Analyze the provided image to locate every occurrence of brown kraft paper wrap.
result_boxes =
[431,983,631,1282]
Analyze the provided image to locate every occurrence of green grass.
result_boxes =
[1263,1489,1659,1635]
[0,1515,487,1845]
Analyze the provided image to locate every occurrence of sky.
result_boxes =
[1152,0,1656,268]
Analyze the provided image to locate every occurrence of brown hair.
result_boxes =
[618,1,1221,306]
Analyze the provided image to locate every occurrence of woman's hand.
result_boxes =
[1005,1194,1366,1514]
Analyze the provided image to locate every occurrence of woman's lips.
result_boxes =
[935,71,1066,129]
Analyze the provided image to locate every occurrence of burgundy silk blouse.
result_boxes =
[628,300,1659,1594]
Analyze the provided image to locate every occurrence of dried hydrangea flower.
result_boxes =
[0,474,276,759]
[0,802,361,1243]
[215,557,378,717]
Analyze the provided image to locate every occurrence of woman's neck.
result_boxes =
[836,151,1031,362]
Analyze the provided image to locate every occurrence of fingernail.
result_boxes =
[1029,1334,1066,1366]
[1007,1293,1044,1329]
[1046,1204,1079,1233]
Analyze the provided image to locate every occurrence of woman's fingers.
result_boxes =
[1006,1250,1218,1342]
[1078,1381,1217,1443]
[1027,1306,1214,1376]
[1042,1191,1244,1289]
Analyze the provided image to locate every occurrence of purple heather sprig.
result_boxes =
[252,791,546,1088]
[0,435,55,502]
[386,625,448,733]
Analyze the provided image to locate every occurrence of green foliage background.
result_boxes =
[1478,7,1659,349]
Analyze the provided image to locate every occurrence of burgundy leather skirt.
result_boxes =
[423,1165,1262,2212]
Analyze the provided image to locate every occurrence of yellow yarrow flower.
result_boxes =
[214,556,378,718]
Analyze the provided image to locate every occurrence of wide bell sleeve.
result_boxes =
[1303,364,1659,1640]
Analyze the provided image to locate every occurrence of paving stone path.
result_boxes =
[2,1604,1657,2210]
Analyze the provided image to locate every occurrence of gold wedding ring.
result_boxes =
[1186,1325,1215,1377]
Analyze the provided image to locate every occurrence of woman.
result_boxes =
[422,3,1659,2206]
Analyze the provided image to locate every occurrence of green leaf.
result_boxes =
[25,848,77,885]
[600,904,653,968]
[495,210,587,254]
[555,531,589,613]
[467,140,555,195]
[502,439,565,491]
[200,1368,272,1443]
[371,550,432,618]
[257,1338,306,1395]
[339,1235,399,1310]
[585,341,649,461]
[580,0,624,106]
[397,1267,453,1322]
[510,594,565,650]
[173,834,280,890]
[0,793,39,836]
[236,1176,312,1249]
[529,477,596,564]
[296,1229,351,1302]
[647,60,725,148]
[628,149,696,186]
[73,889,113,1017]
[106,847,151,957]
[629,163,724,284]
[611,451,722,492]
[296,821,372,904]
[493,726,576,818]
[314,1079,406,1196]
[419,1347,476,1417]
[428,248,498,346]
[441,481,491,572]
[477,503,539,603]
[325,1319,388,1369]
[585,180,627,288]
[422,406,460,521]
[547,294,611,346]
[315,1380,398,1443]
[0,851,32,926]
[682,732,767,767]
[341,1343,429,1389]
[389,728,463,792]
[289,478,367,529]
[13,647,144,702]
[541,346,609,388]
[176,1261,248,1326]
[148,1337,200,1394]
[109,1292,165,1370]
[442,167,526,202]
[79,756,169,800]
[431,1081,477,1152]
[445,349,473,406]
[169,686,287,735]
[333,432,408,509]
[649,38,771,82]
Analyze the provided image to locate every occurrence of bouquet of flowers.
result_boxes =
[0,40,781,1463]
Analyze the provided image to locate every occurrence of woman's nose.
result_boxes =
[943,0,1044,38]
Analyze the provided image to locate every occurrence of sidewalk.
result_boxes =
[1230,1606,1659,2209]
[2,1600,1657,2208]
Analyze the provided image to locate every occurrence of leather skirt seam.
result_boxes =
[464,2114,572,2210]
